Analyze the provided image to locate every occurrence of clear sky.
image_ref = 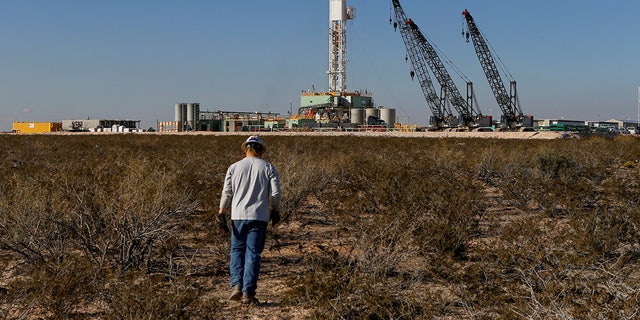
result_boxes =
[1,0,639,131]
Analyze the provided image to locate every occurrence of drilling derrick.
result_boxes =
[390,0,451,128]
[328,0,354,93]
[288,0,376,129]
[462,9,532,129]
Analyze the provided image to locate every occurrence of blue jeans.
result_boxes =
[230,220,267,294]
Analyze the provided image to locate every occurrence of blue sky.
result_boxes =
[1,0,639,131]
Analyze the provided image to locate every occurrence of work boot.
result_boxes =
[228,286,242,301]
[241,292,259,305]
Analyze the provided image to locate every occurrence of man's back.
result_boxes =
[221,157,281,222]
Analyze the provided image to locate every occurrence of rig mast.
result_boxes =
[462,9,532,129]
[288,0,375,129]
[328,0,355,93]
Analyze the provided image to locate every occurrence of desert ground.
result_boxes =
[0,132,638,319]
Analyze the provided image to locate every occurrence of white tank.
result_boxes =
[175,103,182,123]
[194,103,200,127]
[350,108,365,125]
[187,103,195,130]
[365,108,379,120]
[379,108,396,127]
[180,103,188,129]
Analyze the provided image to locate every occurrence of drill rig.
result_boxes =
[391,0,491,130]
[288,0,376,129]
[462,9,533,130]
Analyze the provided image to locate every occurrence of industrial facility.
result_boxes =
[162,0,536,133]
[158,104,287,133]
[11,119,142,133]
[286,0,394,130]
[149,0,637,135]
[158,0,396,133]
[6,1,638,135]
[61,119,142,132]
[537,119,638,134]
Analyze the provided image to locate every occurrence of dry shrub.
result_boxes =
[1,134,640,319]
[268,136,338,222]
[284,250,426,319]
[104,272,220,320]
[0,140,197,271]
[4,255,101,318]
[460,137,640,318]
[286,136,640,319]
[0,179,74,264]
[0,135,222,317]
[284,137,488,318]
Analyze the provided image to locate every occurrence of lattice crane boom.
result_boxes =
[462,9,528,129]
[392,0,482,128]
[390,0,451,127]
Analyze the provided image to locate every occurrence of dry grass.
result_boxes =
[0,133,639,319]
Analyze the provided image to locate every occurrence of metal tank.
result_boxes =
[379,108,396,127]
[365,108,379,120]
[180,103,188,130]
[350,108,365,125]
[187,103,195,130]
[175,103,183,123]
[186,103,201,131]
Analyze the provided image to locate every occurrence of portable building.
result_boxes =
[12,122,62,133]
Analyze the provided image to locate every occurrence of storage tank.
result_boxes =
[175,103,182,123]
[350,108,365,125]
[379,108,396,127]
[365,108,379,120]
[180,103,188,130]
[187,103,196,130]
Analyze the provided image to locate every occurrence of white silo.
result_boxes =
[180,103,188,130]
[365,108,379,124]
[350,108,365,125]
[175,103,183,123]
[187,103,196,131]
[379,108,396,127]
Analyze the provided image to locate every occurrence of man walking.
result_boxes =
[218,135,282,304]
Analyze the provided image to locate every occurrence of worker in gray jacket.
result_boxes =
[218,135,281,305]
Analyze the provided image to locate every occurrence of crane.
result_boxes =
[462,9,532,130]
[391,0,489,129]
[389,1,452,128]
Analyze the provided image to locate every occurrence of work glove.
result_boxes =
[217,213,230,235]
[270,208,281,227]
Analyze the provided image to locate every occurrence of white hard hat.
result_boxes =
[241,135,266,150]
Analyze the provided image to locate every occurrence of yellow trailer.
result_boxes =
[12,122,62,133]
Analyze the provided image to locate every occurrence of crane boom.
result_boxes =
[392,0,483,128]
[390,0,451,128]
[462,9,530,129]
